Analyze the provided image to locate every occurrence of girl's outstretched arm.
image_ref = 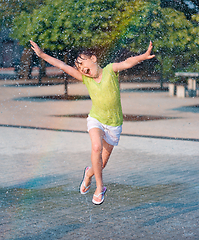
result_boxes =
[30,40,83,81]
[112,41,155,73]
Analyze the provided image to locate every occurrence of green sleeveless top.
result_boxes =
[82,63,123,126]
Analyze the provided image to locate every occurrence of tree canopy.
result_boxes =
[11,0,140,52]
[160,0,199,19]
[120,0,199,78]
[3,0,199,80]
[0,0,45,28]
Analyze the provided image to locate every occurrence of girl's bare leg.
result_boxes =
[88,128,104,197]
[82,128,114,197]
[101,139,114,168]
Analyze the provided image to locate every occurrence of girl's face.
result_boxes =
[75,54,99,78]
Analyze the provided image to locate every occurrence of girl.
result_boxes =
[30,40,155,205]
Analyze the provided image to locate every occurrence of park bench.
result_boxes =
[169,72,198,98]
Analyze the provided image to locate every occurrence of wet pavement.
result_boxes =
[0,77,199,239]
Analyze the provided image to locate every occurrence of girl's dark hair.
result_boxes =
[77,48,97,59]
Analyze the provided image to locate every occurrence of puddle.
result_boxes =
[0,182,195,239]
[0,182,187,220]
[104,182,187,207]
[0,182,186,222]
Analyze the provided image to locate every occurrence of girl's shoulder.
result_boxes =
[103,63,119,79]
[103,63,114,72]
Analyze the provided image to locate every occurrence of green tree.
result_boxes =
[0,0,46,80]
[160,0,199,19]
[184,13,199,72]
[0,0,45,28]
[121,0,198,85]
[11,0,141,88]
[12,0,140,50]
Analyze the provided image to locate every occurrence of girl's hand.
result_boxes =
[144,41,155,60]
[112,41,155,72]
[30,40,43,57]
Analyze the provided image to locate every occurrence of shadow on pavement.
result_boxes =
[172,105,199,113]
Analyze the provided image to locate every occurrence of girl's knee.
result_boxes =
[92,142,102,153]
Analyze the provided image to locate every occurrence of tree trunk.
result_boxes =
[19,48,33,79]
[38,58,46,85]
[63,51,68,96]
[160,54,164,90]
[64,75,68,96]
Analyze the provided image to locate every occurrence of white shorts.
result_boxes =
[87,116,122,146]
